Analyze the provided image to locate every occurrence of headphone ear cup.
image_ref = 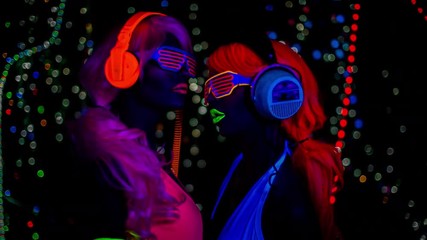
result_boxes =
[251,65,304,120]
[105,51,140,89]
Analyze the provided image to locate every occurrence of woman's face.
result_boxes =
[138,35,196,110]
[205,83,259,138]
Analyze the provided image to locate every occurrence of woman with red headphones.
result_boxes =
[67,12,202,240]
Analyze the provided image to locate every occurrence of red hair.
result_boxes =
[207,40,344,240]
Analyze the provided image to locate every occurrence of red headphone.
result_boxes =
[104,12,166,89]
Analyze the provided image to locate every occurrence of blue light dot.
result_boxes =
[10,126,17,133]
[87,40,94,48]
[335,49,344,59]
[291,43,302,53]
[330,39,339,49]
[161,0,169,7]
[28,132,35,141]
[349,94,358,104]
[304,20,313,29]
[33,71,40,79]
[336,14,345,23]
[267,31,278,40]
[354,119,363,129]
[312,50,322,60]
[33,205,40,214]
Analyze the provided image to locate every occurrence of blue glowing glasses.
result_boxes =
[151,46,196,77]
[204,71,252,105]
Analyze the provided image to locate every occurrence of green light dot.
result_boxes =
[62,98,70,107]
[16,159,23,167]
[37,106,45,114]
[37,170,44,178]
[32,232,40,240]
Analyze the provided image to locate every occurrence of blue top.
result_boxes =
[211,141,291,240]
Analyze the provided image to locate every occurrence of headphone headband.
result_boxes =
[115,12,165,52]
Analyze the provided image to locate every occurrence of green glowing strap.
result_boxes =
[126,230,142,240]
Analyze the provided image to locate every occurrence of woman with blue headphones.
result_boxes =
[204,37,344,240]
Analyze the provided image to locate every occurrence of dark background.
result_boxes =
[0,0,426,239]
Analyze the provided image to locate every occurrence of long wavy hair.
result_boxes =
[206,40,345,240]
[68,13,193,238]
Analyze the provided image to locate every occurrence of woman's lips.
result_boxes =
[172,83,188,94]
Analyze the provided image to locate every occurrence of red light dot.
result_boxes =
[338,130,346,139]
[354,3,361,10]
[352,13,359,21]
[331,186,338,193]
[27,221,34,228]
[342,97,350,106]
[330,195,336,204]
[302,6,310,14]
[339,119,348,128]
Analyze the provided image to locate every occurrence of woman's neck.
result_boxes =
[113,89,175,153]
[235,123,286,177]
